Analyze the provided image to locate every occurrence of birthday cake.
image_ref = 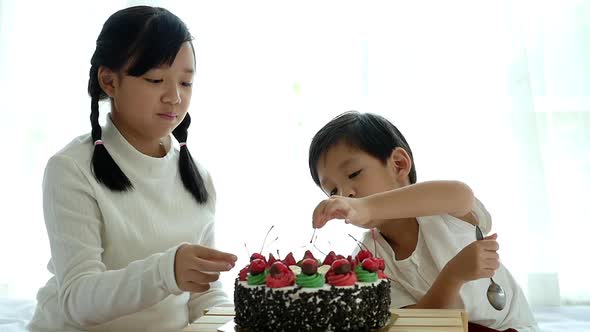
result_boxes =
[234,249,391,331]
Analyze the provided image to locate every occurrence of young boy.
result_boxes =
[308,111,538,332]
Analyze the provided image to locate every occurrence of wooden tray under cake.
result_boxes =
[183,306,468,332]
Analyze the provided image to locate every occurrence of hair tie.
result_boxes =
[179,142,187,148]
[94,140,104,146]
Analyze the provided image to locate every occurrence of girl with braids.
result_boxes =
[29,6,237,332]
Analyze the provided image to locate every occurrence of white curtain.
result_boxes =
[0,0,588,305]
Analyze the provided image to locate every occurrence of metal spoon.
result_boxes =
[475,225,506,311]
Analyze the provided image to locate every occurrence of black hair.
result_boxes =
[88,5,208,203]
[308,111,417,187]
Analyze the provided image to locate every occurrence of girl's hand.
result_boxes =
[443,233,500,283]
[174,244,237,292]
[312,196,373,229]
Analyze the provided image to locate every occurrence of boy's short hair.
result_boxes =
[308,111,417,186]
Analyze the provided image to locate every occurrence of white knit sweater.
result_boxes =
[29,116,230,332]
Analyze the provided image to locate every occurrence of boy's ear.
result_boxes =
[97,66,118,97]
[389,147,412,180]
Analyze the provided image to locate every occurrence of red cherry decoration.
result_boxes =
[362,257,379,273]
[346,255,356,268]
[332,258,351,275]
[249,258,266,275]
[356,250,373,264]
[301,258,318,275]
[282,252,296,266]
[375,257,385,270]
[250,253,266,263]
[239,265,249,281]
[270,261,290,276]
[322,251,337,266]
[268,253,277,266]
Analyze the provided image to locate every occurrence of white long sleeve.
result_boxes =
[187,220,232,322]
[29,116,228,332]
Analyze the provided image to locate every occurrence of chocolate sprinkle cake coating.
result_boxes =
[234,278,391,331]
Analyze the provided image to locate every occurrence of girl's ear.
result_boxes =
[388,147,412,181]
[97,66,118,97]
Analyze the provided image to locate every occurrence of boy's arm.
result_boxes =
[365,180,475,223]
[313,181,491,230]
[313,180,476,229]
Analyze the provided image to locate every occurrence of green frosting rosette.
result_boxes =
[247,269,269,286]
[296,273,325,288]
[354,264,377,282]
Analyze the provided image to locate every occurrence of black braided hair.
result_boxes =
[88,65,132,191]
[172,113,208,203]
[87,5,208,203]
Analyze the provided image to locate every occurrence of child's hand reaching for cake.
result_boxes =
[312,195,373,229]
[174,244,237,292]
